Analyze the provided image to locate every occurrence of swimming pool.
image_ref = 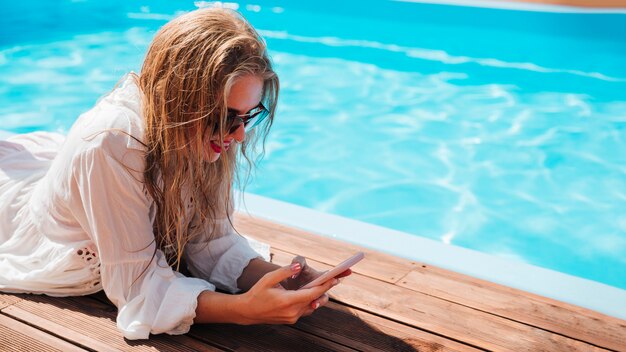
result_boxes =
[2,0,626,294]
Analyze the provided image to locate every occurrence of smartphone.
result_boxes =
[298,252,365,290]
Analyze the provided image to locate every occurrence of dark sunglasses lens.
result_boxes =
[220,104,269,134]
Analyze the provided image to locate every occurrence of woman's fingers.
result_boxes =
[291,255,307,267]
[289,276,339,304]
[244,263,341,325]
[290,255,307,279]
[259,263,302,289]
[310,293,329,310]
[335,268,352,279]
[300,293,329,318]
[249,256,346,324]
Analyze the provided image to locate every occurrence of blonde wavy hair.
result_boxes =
[136,8,278,270]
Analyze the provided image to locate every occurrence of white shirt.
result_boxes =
[0,74,267,340]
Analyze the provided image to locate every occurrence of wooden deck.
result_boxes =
[1,212,625,351]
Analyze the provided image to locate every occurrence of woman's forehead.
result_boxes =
[226,75,263,113]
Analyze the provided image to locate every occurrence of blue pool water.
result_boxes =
[2,0,626,290]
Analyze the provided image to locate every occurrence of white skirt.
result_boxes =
[0,131,63,244]
[0,131,101,296]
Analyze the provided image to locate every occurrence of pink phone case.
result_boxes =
[298,252,365,290]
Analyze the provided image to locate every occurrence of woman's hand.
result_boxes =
[196,256,354,325]
[236,263,339,325]
[281,255,352,290]
[279,255,352,311]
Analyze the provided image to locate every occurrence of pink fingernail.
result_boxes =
[313,302,320,309]
[291,274,297,279]
[291,263,301,272]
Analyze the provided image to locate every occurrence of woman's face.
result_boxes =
[203,74,264,163]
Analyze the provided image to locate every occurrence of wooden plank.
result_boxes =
[270,249,611,352]
[190,323,357,352]
[399,266,626,351]
[3,294,223,352]
[294,301,483,352]
[0,313,87,352]
[239,213,626,351]
[92,291,437,352]
[57,292,358,352]
[0,293,23,310]
[92,282,470,352]
[507,0,626,8]
[235,213,416,283]
[12,293,353,351]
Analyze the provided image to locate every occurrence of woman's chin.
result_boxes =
[203,148,221,163]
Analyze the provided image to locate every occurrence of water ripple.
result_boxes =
[259,30,626,82]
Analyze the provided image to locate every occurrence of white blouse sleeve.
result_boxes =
[70,142,215,340]
[184,217,264,293]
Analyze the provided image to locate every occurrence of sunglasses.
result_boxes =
[221,102,270,135]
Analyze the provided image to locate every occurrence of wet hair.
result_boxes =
[137,7,279,270]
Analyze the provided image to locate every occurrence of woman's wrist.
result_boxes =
[194,290,254,325]
[228,292,256,325]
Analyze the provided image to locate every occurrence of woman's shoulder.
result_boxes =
[61,74,147,173]
[70,74,146,153]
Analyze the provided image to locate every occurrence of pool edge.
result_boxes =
[236,191,626,321]
[394,0,626,13]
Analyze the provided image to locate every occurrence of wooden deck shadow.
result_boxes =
[189,301,420,352]
[4,291,420,351]
[92,291,420,351]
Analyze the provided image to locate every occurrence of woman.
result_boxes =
[0,8,348,340]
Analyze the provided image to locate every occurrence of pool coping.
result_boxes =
[395,0,626,13]
[236,192,626,321]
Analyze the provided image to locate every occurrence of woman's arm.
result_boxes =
[236,258,280,292]
[195,263,339,325]
[71,142,216,340]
